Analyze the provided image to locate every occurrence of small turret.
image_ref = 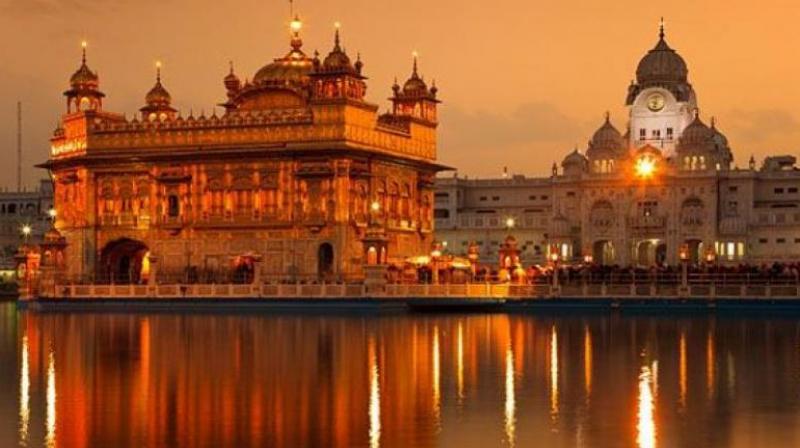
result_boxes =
[310,22,368,102]
[388,53,440,123]
[140,62,177,122]
[64,41,105,113]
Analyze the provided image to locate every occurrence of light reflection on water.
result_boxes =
[550,325,559,422]
[368,335,381,448]
[44,350,55,448]
[504,345,515,447]
[4,304,800,447]
[637,365,656,448]
[19,335,29,446]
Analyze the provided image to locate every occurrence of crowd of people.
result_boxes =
[473,262,800,285]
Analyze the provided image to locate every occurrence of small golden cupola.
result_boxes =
[390,54,439,123]
[140,62,177,122]
[64,41,105,113]
[310,23,367,102]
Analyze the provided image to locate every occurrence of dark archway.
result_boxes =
[684,239,703,264]
[100,238,149,284]
[656,243,668,266]
[232,257,255,284]
[317,243,335,281]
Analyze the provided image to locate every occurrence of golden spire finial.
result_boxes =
[229,60,234,75]
[412,51,419,76]
[81,40,88,65]
[659,17,665,40]
[334,22,341,49]
[155,60,162,83]
[289,13,303,51]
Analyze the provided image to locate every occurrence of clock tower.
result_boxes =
[626,21,696,157]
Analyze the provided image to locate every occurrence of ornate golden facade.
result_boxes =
[44,20,445,283]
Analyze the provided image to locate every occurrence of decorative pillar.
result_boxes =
[147,254,159,287]
[550,252,561,297]
[467,241,480,280]
[498,236,525,284]
[38,228,68,299]
[679,244,690,297]
[14,245,40,301]
[362,220,389,294]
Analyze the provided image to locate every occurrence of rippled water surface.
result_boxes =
[2,303,800,447]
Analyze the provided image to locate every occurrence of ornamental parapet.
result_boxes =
[49,106,438,163]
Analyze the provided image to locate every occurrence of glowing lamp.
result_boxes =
[431,249,442,258]
[679,244,690,261]
[583,255,593,264]
[370,201,381,212]
[47,209,57,219]
[505,217,515,228]
[549,253,559,263]
[635,156,656,179]
[21,225,32,236]
[290,16,303,33]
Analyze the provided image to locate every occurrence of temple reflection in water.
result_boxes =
[6,306,800,447]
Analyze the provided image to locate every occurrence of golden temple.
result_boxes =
[42,16,446,284]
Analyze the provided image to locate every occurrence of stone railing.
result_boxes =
[34,281,800,301]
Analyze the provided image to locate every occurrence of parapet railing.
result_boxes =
[34,281,800,301]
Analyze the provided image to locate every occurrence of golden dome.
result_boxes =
[253,50,314,85]
[253,15,314,86]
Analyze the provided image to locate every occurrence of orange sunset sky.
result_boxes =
[0,0,798,188]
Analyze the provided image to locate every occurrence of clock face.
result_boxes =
[647,93,665,112]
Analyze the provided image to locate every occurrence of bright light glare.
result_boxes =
[635,157,656,178]
[290,17,303,33]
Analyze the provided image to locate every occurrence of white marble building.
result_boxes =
[435,26,800,267]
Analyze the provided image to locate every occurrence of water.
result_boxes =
[2,303,800,447]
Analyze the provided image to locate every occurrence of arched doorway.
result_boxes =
[636,240,655,267]
[318,243,335,281]
[100,238,149,284]
[592,240,615,265]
